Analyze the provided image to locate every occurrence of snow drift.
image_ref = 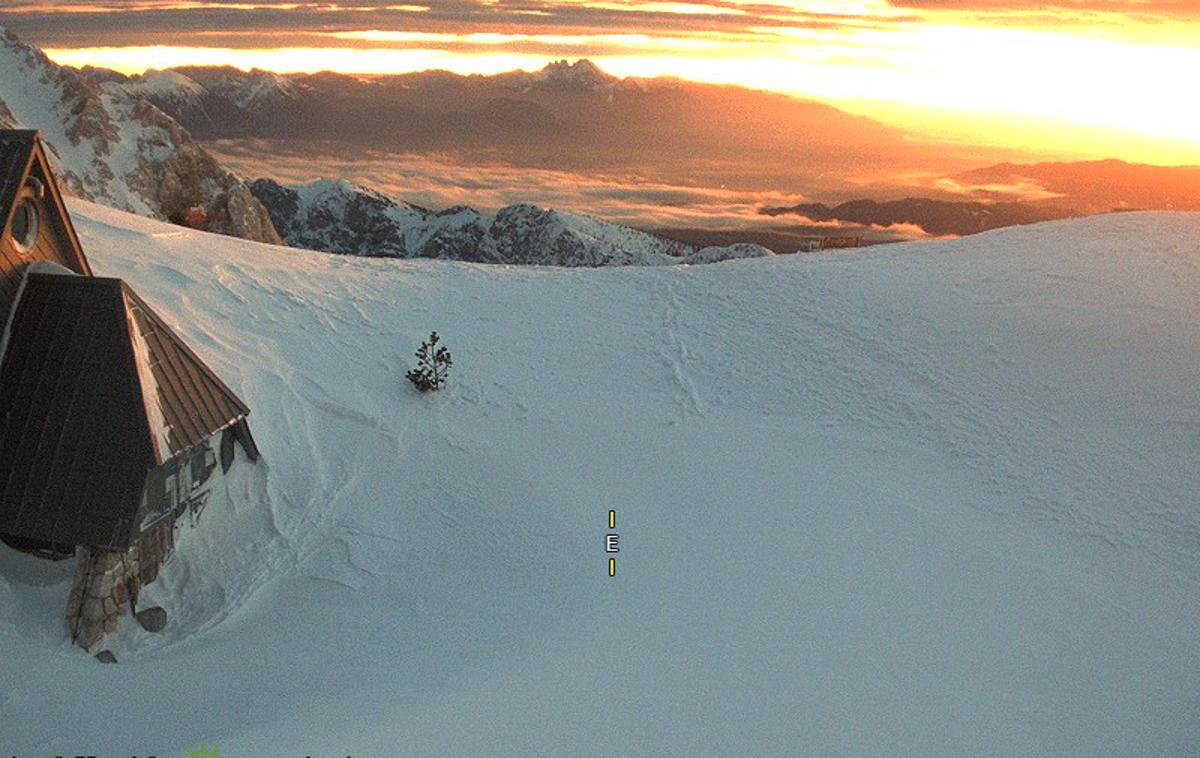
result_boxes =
[0,201,1197,756]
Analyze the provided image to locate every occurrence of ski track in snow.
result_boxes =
[0,202,1197,756]
[658,274,705,418]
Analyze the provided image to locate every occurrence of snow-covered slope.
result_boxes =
[1,203,1198,756]
[118,68,209,106]
[203,68,302,112]
[251,177,773,266]
[161,65,305,112]
[0,28,282,244]
[100,64,309,141]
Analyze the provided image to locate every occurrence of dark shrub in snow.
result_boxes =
[406,331,452,392]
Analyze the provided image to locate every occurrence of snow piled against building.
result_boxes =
[0,201,1197,756]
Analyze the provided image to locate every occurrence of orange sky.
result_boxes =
[11,0,1200,163]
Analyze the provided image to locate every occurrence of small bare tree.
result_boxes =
[406,331,452,392]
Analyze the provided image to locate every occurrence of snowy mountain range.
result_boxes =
[96,58,915,184]
[94,65,303,113]
[250,177,773,266]
[2,30,772,265]
[89,64,306,139]
[0,27,281,244]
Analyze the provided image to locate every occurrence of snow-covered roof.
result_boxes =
[123,282,250,462]
[0,273,249,550]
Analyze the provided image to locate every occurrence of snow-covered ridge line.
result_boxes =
[250,176,774,266]
[7,31,767,266]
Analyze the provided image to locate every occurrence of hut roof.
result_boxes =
[0,130,37,232]
[0,273,249,550]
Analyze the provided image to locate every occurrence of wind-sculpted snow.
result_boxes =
[251,177,773,266]
[0,201,1197,756]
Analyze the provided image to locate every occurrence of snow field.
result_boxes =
[0,202,1197,756]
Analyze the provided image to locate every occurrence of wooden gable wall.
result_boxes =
[0,144,91,320]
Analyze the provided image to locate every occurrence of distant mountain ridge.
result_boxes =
[764,158,1200,237]
[2,30,773,265]
[250,178,774,266]
[762,197,1080,237]
[22,31,1193,251]
[0,28,282,244]
[98,59,910,185]
[953,160,1200,214]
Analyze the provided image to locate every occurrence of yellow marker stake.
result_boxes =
[608,510,616,529]
[609,558,616,577]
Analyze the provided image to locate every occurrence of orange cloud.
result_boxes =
[12,0,1200,162]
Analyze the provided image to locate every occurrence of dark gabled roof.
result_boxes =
[124,285,249,463]
[0,130,37,233]
[0,273,250,550]
[0,274,153,549]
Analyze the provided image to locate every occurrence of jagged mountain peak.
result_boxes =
[123,68,208,102]
[160,64,305,112]
[226,68,303,110]
[293,177,394,204]
[533,59,618,91]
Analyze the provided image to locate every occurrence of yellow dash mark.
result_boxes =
[609,558,616,577]
[609,510,616,529]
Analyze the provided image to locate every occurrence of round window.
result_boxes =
[10,198,39,253]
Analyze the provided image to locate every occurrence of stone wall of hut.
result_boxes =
[65,517,175,649]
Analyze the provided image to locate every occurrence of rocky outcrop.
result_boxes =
[0,99,18,129]
[251,178,424,257]
[0,27,282,245]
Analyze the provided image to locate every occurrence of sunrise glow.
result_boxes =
[17,0,1200,163]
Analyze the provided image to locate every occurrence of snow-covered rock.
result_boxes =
[688,242,775,264]
[120,69,208,106]
[177,66,304,112]
[0,28,282,244]
[250,178,429,258]
[251,177,772,266]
